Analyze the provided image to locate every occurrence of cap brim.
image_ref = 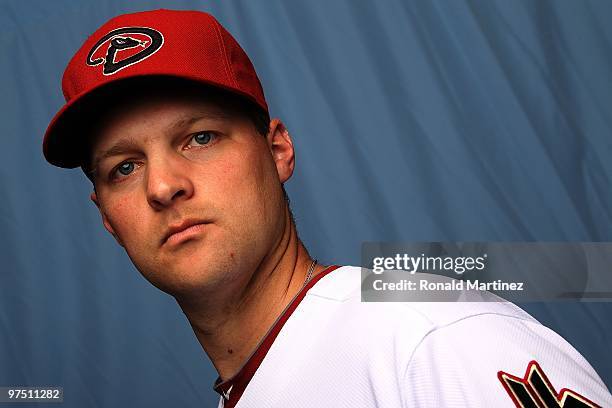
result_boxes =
[43,73,268,169]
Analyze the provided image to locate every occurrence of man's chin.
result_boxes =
[139,260,233,298]
[142,271,213,298]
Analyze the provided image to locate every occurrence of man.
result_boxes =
[43,9,611,408]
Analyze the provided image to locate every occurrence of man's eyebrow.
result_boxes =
[91,137,140,173]
[166,111,230,132]
[91,112,229,171]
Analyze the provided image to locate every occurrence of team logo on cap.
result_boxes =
[86,27,164,75]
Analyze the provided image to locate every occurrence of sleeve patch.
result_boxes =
[497,360,601,408]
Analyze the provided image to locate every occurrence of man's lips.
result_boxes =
[162,219,209,246]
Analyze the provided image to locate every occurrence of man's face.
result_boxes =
[89,90,293,298]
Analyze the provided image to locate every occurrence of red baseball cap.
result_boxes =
[43,9,268,168]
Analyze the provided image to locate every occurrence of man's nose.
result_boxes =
[145,155,194,210]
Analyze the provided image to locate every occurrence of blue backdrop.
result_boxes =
[1,1,611,406]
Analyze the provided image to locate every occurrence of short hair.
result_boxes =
[77,76,271,186]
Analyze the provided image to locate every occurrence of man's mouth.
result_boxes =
[162,219,209,246]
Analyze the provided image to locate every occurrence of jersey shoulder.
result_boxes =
[308,265,538,329]
[302,266,610,407]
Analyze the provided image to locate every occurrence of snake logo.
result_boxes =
[86,27,164,75]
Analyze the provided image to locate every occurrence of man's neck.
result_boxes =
[175,210,325,381]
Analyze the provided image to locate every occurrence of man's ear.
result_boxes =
[90,191,124,247]
[266,119,295,183]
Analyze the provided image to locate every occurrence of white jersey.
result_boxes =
[215,265,611,407]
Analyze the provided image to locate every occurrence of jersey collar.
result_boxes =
[213,264,342,407]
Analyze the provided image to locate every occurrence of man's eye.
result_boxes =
[188,131,215,147]
[113,162,135,177]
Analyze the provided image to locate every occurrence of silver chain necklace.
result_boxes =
[304,259,318,286]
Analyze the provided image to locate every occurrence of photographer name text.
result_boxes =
[373,279,524,292]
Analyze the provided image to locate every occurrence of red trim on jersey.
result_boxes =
[213,264,342,407]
